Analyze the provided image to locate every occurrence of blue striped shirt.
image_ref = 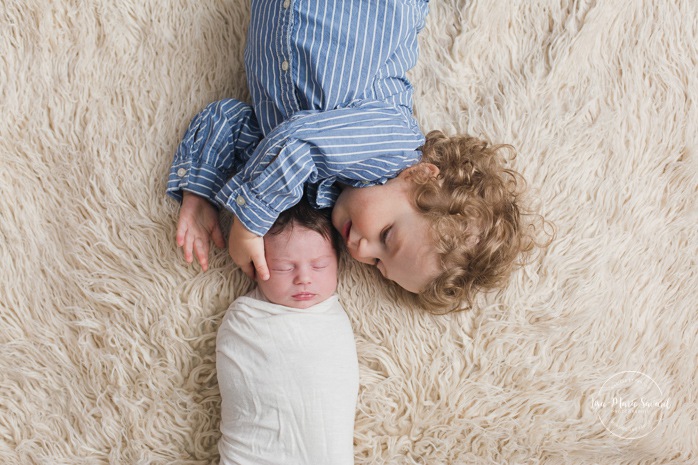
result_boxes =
[168,0,430,235]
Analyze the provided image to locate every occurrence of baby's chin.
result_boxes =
[284,301,319,309]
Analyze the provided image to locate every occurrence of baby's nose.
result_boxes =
[294,269,312,284]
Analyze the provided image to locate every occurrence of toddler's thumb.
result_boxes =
[253,255,270,281]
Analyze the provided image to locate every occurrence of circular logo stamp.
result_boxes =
[591,371,670,439]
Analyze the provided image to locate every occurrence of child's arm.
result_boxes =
[168,99,261,204]
[214,100,424,237]
[169,100,423,277]
[168,99,262,269]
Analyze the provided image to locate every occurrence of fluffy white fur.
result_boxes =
[1,0,696,463]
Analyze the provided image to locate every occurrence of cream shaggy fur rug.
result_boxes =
[1,1,696,464]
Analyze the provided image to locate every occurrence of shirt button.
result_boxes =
[281,60,289,71]
[177,168,187,177]
[361,180,370,184]
[283,0,290,8]
[235,195,246,206]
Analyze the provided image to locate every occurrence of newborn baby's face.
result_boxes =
[257,226,338,309]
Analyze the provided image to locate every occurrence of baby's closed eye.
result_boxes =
[312,261,330,270]
[269,262,294,272]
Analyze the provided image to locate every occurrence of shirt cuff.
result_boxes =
[166,161,228,205]
[216,184,280,236]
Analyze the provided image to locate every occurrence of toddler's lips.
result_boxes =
[292,292,316,301]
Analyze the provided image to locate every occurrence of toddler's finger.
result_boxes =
[176,219,187,247]
[211,224,225,249]
[194,238,209,271]
[183,231,194,264]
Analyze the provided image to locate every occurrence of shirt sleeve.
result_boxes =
[215,100,424,236]
[167,99,263,204]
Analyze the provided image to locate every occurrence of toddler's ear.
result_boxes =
[401,162,440,179]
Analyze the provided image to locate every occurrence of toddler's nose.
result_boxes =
[350,237,376,265]
[346,227,360,248]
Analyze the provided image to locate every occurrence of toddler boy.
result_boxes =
[170,0,536,313]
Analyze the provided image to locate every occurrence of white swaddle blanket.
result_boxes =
[216,288,359,465]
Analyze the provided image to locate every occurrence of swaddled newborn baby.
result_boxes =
[216,201,359,465]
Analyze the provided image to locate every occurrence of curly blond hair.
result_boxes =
[410,131,546,313]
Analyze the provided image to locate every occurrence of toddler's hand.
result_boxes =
[176,191,226,271]
[228,217,269,281]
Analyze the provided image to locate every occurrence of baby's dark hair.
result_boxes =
[268,198,342,253]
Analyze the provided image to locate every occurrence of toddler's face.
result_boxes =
[332,166,441,294]
[257,226,338,309]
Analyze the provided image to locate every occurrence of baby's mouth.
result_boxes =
[292,292,316,301]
